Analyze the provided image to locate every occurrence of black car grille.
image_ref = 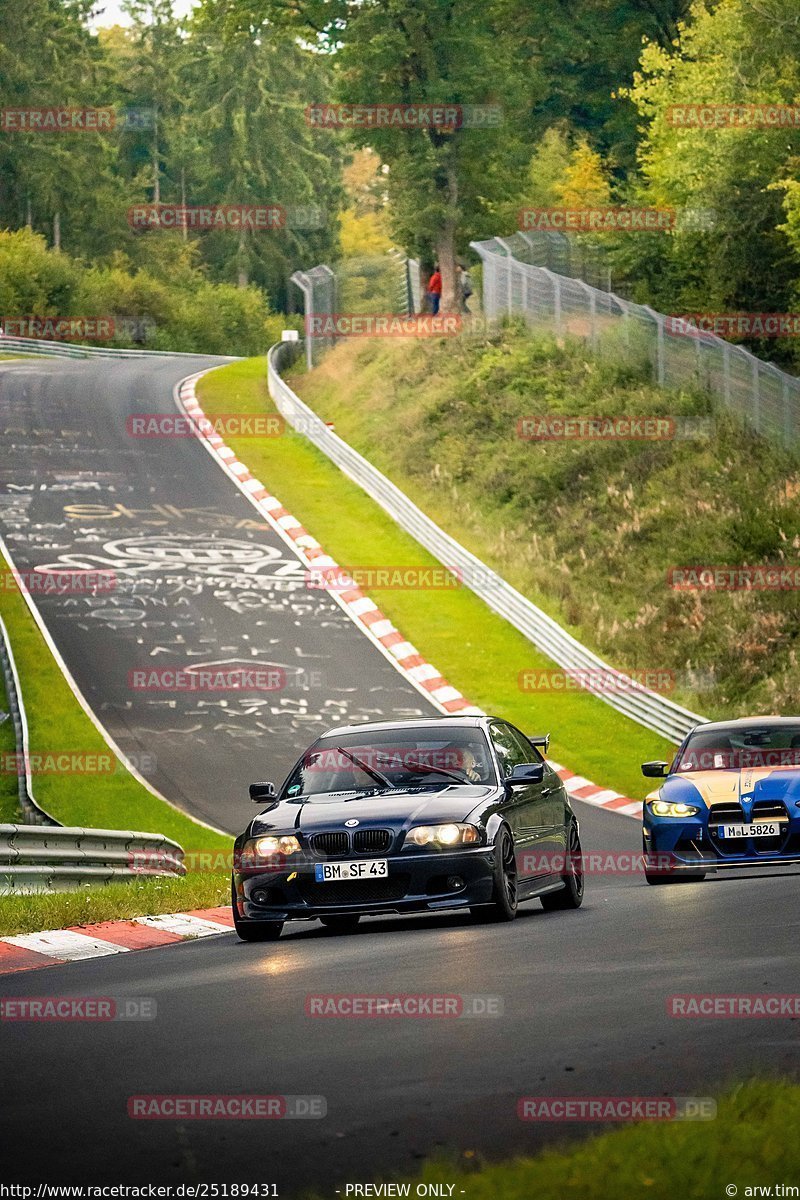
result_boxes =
[353,829,392,853]
[298,875,410,907]
[310,832,349,858]
[309,829,393,857]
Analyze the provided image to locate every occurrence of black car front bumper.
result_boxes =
[233,846,496,922]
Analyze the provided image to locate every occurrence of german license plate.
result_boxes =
[314,859,389,881]
[718,822,782,838]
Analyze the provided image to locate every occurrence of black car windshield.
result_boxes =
[281,728,496,798]
[676,724,800,772]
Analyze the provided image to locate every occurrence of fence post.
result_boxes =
[497,237,515,315]
[641,306,665,386]
[289,270,314,371]
[574,279,598,351]
[752,356,761,435]
[783,376,792,449]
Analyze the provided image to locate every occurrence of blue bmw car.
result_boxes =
[642,716,800,883]
[231,715,583,940]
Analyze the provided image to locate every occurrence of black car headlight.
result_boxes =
[239,835,302,867]
[406,823,480,848]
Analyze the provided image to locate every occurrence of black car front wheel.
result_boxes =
[231,879,284,942]
[319,915,361,934]
[541,821,584,910]
[472,826,518,922]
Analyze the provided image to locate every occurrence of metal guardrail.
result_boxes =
[268,340,706,744]
[0,618,186,889]
[0,615,58,826]
[0,335,232,360]
[0,824,185,893]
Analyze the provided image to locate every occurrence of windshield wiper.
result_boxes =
[377,754,471,786]
[331,746,393,789]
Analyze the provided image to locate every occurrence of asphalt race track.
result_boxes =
[1,355,799,1192]
[2,801,800,1190]
[0,355,433,832]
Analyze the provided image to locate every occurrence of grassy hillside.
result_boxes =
[292,326,800,719]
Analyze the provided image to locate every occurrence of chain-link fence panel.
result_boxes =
[471,236,800,452]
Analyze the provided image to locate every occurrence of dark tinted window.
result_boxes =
[490,722,534,777]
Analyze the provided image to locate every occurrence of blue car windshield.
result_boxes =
[676,725,800,772]
[282,729,496,798]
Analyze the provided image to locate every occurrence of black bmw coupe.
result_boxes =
[231,715,583,940]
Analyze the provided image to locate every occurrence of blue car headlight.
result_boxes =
[649,801,700,818]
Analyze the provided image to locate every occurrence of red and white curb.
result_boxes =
[550,761,642,820]
[177,373,480,717]
[0,906,234,976]
[176,372,643,826]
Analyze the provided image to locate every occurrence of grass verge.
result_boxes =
[0,551,230,936]
[197,357,674,800]
[0,552,228,847]
[0,650,17,822]
[292,330,800,719]
[0,872,229,937]
[376,1080,799,1200]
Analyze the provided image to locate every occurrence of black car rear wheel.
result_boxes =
[231,878,284,942]
[541,820,584,910]
[319,915,361,934]
[472,826,518,922]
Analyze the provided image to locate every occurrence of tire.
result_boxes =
[231,878,284,942]
[541,821,584,911]
[642,836,705,885]
[472,827,518,922]
[319,915,361,933]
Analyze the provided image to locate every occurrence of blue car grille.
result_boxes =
[708,801,790,856]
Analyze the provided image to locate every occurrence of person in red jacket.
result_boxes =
[426,264,442,315]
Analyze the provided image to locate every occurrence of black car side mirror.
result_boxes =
[641,761,669,778]
[507,762,545,787]
[528,733,550,755]
[250,781,277,802]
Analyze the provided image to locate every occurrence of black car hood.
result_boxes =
[251,785,497,835]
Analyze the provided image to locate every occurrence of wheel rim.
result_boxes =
[569,825,584,897]
[502,834,518,907]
